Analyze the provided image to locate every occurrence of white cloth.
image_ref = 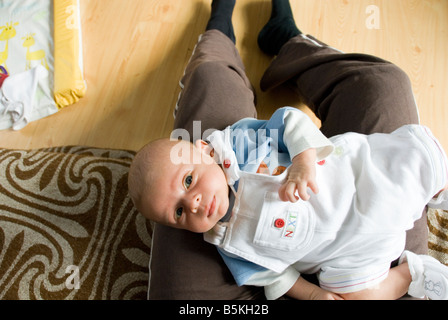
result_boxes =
[428,190,448,210]
[0,65,48,130]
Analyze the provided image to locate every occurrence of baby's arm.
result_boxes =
[286,276,343,300]
[288,264,411,300]
[279,148,318,202]
[278,109,333,202]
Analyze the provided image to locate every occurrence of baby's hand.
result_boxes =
[278,149,319,202]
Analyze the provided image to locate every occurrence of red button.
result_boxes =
[274,219,285,228]
[223,159,231,169]
[317,160,326,166]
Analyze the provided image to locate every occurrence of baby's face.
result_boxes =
[142,140,230,233]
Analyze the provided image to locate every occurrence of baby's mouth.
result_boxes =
[207,196,216,217]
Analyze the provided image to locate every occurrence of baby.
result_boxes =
[129,108,448,300]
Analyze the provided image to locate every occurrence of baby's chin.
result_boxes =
[190,223,217,234]
[200,212,228,233]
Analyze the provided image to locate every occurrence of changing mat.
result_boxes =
[0,0,86,130]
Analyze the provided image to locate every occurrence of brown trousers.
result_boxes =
[149,30,425,299]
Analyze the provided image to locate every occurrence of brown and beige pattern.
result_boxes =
[428,208,448,266]
[0,146,152,300]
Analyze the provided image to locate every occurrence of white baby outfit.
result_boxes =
[204,108,448,299]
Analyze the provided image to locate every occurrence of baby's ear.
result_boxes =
[194,140,214,158]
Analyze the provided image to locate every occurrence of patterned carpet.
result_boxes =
[0,146,152,299]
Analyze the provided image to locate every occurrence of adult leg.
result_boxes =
[258,0,419,136]
[173,30,257,138]
[149,6,261,299]
[260,34,419,136]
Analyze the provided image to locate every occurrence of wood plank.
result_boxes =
[0,0,446,153]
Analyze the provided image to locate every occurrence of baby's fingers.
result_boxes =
[279,179,319,203]
[279,182,299,203]
[308,180,319,196]
[297,183,310,201]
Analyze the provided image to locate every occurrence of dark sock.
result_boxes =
[258,0,301,55]
[206,0,236,43]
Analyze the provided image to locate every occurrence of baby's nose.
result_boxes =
[190,194,202,213]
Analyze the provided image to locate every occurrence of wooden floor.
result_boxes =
[0,0,447,153]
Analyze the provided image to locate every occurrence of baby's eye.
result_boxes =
[184,174,193,189]
[175,207,183,219]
